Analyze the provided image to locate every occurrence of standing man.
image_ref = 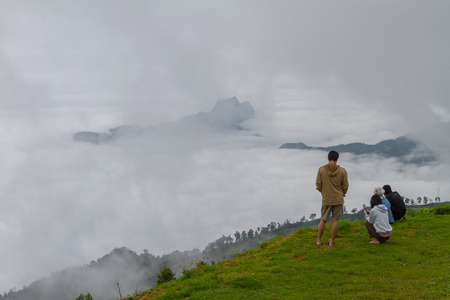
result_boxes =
[315,150,349,246]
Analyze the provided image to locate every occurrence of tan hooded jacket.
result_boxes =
[316,162,349,205]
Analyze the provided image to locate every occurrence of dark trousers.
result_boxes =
[393,210,405,221]
[365,221,390,243]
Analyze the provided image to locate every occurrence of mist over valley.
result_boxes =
[0,0,449,297]
[1,97,447,298]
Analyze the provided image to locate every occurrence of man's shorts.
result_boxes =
[321,204,344,221]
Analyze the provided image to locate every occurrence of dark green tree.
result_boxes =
[260,226,269,235]
[234,231,241,242]
[75,293,93,300]
[227,235,233,243]
[269,222,276,231]
[157,266,175,285]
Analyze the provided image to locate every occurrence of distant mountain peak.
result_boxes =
[181,97,255,130]
[212,96,240,108]
[73,124,145,144]
[73,97,255,144]
[279,136,437,164]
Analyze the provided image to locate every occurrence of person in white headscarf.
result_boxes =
[374,187,394,223]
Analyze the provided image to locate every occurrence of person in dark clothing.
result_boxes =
[383,185,406,221]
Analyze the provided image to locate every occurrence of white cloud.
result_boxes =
[431,104,450,123]
[0,111,448,292]
[0,0,449,293]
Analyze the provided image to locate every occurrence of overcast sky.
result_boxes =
[0,0,449,293]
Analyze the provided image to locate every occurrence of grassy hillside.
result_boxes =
[126,205,450,299]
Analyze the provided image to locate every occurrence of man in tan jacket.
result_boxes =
[315,150,349,246]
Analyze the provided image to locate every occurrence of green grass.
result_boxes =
[127,205,450,299]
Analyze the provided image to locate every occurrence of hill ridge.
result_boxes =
[1,203,447,299]
[127,204,450,299]
[279,135,437,164]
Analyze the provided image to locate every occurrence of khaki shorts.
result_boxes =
[321,204,344,221]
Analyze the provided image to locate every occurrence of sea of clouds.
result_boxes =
[0,98,448,293]
[1,0,449,294]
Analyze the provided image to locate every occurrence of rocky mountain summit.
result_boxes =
[180,97,255,131]
[73,97,255,144]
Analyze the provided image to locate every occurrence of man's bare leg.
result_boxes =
[329,219,339,246]
[316,219,326,245]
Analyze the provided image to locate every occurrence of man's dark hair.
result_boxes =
[370,194,382,208]
[383,185,392,194]
[328,150,339,162]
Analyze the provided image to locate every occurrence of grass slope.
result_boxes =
[127,207,450,299]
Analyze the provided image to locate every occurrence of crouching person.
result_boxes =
[364,194,392,244]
